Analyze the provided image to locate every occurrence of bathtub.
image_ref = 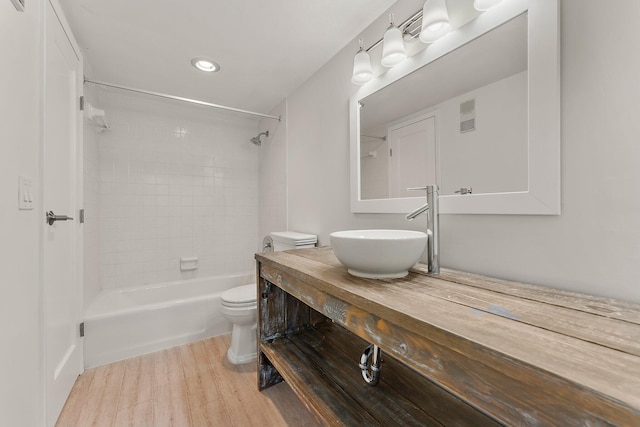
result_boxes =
[84,272,254,368]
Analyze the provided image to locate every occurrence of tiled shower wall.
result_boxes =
[94,90,259,290]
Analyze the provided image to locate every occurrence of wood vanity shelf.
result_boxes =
[256,247,640,426]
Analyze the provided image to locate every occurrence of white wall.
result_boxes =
[285,0,640,303]
[94,89,260,291]
[440,71,528,195]
[287,1,424,242]
[0,0,44,425]
[258,101,288,244]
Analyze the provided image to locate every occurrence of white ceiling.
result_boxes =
[58,0,397,115]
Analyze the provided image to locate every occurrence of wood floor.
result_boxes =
[56,334,324,427]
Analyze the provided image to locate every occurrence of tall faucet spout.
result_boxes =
[406,202,429,221]
[405,185,439,274]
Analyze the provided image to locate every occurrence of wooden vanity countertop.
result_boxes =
[256,246,640,425]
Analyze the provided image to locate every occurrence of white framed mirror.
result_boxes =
[350,0,560,214]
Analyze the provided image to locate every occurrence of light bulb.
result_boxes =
[419,0,452,44]
[352,47,373,85]
[381,17,406,68]
[191,58,220,73]
[474,0,503,12]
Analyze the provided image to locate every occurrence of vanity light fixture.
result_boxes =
[419,0,452,44]
[473,0,504,11]
[351,0,501,85]
[381,14,406,68]
[352,39,373,85]
[190,57,220,73]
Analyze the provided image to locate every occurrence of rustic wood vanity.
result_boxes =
[256,247,640,426]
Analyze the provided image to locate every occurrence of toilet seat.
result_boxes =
[221,284,256,308]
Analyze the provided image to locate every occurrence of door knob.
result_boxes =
[46,211,74,226]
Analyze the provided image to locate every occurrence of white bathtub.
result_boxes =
[84,272,254,368]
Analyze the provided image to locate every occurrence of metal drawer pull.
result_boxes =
[46,211,74,226]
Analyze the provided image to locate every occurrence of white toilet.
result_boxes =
[220,284,258,364]
[220,231,317,364]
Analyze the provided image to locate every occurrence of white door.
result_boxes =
[388,115,437,198]
[44,1,83,425]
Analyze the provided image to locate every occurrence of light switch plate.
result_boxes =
[18,176,34,210]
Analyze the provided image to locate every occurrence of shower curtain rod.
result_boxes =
[84,79,281,122]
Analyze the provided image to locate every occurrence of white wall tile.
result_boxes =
[92,90,260,289]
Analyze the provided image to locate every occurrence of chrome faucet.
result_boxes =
[406,185,439,274]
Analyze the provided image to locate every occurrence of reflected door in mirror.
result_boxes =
[361,114,437,200]
[389,115,436,198]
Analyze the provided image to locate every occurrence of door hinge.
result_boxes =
[79,96,84,111]
[79,208,85,224]
[79,322,85,338]
[390,148,393,157]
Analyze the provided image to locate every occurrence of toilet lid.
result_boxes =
[221,284,256,305]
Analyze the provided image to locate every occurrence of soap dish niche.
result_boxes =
[180,257,198,271]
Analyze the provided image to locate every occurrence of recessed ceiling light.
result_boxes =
[190,58,220,73]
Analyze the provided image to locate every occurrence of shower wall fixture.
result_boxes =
[251,131,269,146]
[84,101,110,133]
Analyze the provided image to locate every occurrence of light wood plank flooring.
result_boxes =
[56,334,324,427]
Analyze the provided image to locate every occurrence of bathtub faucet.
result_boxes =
[405,185,439,274]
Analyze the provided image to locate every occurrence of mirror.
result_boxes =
[350,0,560,214]
[360,14,527,199]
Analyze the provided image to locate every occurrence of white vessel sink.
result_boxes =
[329,230,428,279]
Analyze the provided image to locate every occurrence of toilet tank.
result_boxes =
[270,231,317,252]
